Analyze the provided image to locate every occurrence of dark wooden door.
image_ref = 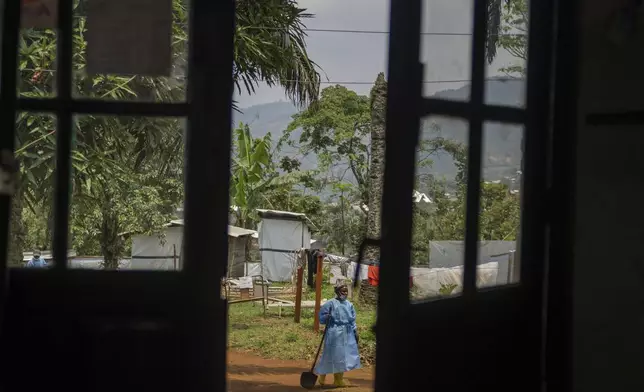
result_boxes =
[0,1,234,391]
[371,0,576,391]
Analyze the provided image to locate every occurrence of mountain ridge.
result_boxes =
[232,80,525,189]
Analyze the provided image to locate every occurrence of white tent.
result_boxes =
[131,221,184,270]
[257,209,314,282]
[68,257,132,270]
[130,220,257,272]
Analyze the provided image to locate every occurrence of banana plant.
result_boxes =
[230,123,273,229]
[230,123,311,229]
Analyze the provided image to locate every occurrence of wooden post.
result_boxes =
[294,266,304,323]
[508,251,516,284]
[173,244,177,270]
[313,253,324,332]
[262,282,267,317]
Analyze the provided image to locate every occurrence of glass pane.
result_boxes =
[10,112,58,268]
[70,115,185,270]
[421,0,473,101]
[18,27,57,98]
[71,0,189,102]
[410,116,470,302]
[476,121,523,288]
[484,0,528,107]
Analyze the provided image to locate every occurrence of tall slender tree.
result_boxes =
[364,73,387,260]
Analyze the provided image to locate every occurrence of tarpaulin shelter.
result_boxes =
[130,220,256,275]
[130,220,184,270]
[257,209,315,282]
[226,225,258,278]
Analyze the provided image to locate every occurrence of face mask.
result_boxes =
[339,294,347,301]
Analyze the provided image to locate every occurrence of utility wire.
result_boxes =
[245,26,527,37]
[278,77,524,85]
[19,68,524,85]
[66,15,527,37]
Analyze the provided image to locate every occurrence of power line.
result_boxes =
[67,15,527,37]
[287,77,523,85]
[19,68,524,85]
[266,27,526,37]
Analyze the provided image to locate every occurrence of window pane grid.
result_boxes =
[462,0,490,298]
[417,0,532,299]
[421,98,526,124]
[1,0,234,277]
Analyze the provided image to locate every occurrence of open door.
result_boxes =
[0,1,234,391]
[371,0,573,390]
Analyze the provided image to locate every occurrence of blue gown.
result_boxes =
[314,298,361,375]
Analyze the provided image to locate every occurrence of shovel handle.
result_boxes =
[310,323,329,372]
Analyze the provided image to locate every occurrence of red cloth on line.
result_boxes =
[368,265,379,286]
[367,265,413,288]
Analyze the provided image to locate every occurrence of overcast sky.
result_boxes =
[234,0,523,108]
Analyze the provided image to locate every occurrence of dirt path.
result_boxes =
[228,351,374,392]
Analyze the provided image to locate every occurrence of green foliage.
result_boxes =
[497,0,528,76]
[230,123,321,230]
[439,283,458,296]
[284,85,371,204]
[15,0,322,265]
[425,182,520,242]
[262,187,323,222]
[283,84,493,257]
[319,184,366,255]
[235,0,321,107]
[411,136,520,265]
[284,85,474,207]
[231,123,273,228]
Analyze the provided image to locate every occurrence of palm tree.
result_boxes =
[235,0,320,107]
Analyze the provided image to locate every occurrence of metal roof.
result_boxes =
[256,209,307,219]
[167,220,256,238]
[256,209,317,230]
[228,225,258,238]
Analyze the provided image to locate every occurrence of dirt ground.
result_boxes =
[228,351,374,392]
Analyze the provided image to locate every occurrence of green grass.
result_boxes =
[228,281,377,366]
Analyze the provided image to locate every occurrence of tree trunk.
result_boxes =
[8,181,26,267]
[340,191,346,255]
[365,73,387,260]
[100,200,123,270]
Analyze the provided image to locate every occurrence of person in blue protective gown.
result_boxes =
[315,283,361,387]
[26,249,47,268]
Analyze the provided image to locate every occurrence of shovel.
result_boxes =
[300,323,330,389]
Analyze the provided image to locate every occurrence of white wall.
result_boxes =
[131,226,183,270]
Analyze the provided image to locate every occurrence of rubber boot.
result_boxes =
[333,372,346,387]
[318,374,327,386]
